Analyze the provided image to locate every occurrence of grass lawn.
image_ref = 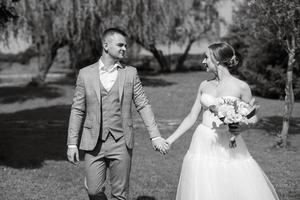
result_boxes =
[0,71,299,200]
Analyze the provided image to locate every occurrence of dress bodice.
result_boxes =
[200,93,239,128]
[200,93,218,108]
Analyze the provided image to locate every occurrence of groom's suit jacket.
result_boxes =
[67,62,160,151]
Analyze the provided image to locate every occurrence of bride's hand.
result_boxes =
[236,122,256,133]
[249,98,260,109]
[248,97,259,124]
[248,115,258,124]
[166,138,173,149]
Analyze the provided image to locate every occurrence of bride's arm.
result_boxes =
[166,84,203,145]
[240,82,258,124]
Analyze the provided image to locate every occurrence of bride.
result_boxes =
[166,42,280,200]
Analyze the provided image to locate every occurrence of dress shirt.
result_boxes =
[99,58,120,92]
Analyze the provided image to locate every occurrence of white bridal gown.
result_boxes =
[176,93,279,200]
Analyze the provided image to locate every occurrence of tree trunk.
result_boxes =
[69,45,79,77]
[149,44,170,73]
[28,43,60,86]
[69,39,101,72]
[134,38,170,73]
[277,48,295,147]
[176,38,195,71]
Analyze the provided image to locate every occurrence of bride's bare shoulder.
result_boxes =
[199,79,214,92]
[232,76,250,89]
[238,79,250,91]
[234,78,252,101]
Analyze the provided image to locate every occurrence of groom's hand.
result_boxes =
[151,137,169,155]
[67,146,79,164]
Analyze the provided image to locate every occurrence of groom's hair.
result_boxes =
[102,28,127,42]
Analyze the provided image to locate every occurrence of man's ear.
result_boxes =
[103,41,108,52]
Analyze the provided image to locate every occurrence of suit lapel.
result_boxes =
[118,65,126,101]
[91,62,101,103]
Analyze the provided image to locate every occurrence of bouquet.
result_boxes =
[209,98,257,148]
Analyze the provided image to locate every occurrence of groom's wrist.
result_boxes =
[68,145,77,148]
[151,136,161,141]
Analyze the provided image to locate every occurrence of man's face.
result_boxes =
[104,33,127,60]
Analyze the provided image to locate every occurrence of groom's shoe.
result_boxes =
[85,178,108,200]
[88,193,108,200]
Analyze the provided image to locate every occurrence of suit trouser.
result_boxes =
[84,133,132,200]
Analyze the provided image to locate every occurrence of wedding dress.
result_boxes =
[175,93,279,200]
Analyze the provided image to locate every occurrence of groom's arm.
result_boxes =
[132,68,161,139]
[67,70,86,147]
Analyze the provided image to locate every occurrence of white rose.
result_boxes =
[233,114,243,122]
[218,105,231,117]
[225,110,236,123]
[239,107,250,116]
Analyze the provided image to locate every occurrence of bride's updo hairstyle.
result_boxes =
[208,42,239,68]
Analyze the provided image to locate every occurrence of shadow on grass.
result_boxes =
[140,77,176,87]
[135,196,156,200]
[46,73,76,86]
[1,104,298,169]
[0,85,64,104]
[0,105,72,168]
[256,116,300,135]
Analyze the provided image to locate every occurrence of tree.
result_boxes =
[127,0,182,72]
[3,0,184,84]
[1,0,101,86]
[2,0,134,86]
[0,0,19,38]
[236,0,300,147]
[172,0,222,71]
[224,24,300,99]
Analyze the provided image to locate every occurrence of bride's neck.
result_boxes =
[215,65,231,81]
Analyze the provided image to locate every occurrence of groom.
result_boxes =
[67,28,168,200]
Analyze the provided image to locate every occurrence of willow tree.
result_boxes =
[173,0,222,71]
[4,0,184,82]
[0,0,19,34]
[127,0,183,72]
[80,0,179,72]
[88,0,182,72]
[1,0,101,85]
[239,0,300,147]
[3,0,133,86]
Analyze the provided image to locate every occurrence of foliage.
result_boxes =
[2,0,185,83]
[171,0,222,71]
[225,30,300,98]
[238,0,300,51]
[173,0,221,45]
[224,0,300,99]
[127,0,179,50]
[0,0,19,41]
[1,0,105,85]
[125,0,222,72]
[226,0,300,146]
[126,0,183,72]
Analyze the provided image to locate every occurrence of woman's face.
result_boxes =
[202,49,217,72]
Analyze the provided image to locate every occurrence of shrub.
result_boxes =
[224,28,300,99]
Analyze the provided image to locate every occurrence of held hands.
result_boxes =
[151,137,170,155]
